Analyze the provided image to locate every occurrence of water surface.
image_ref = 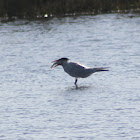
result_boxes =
[0,14,140,139]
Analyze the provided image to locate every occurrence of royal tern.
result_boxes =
[51,58,109,88]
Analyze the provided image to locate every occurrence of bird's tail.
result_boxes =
[92,67,109,73]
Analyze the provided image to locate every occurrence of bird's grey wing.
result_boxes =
[65,62,89,78]
[69,62,86,70]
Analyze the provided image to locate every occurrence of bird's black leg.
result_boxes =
[74,78,78,89]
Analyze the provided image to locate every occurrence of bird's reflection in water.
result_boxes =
[65,85,92,92]
[76,85,91,90]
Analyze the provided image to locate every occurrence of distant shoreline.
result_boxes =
[0,0,140,21]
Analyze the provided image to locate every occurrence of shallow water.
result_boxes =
[0,14,140,139]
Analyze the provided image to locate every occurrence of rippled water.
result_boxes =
[0,14,140,139]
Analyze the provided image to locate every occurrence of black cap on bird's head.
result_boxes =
[51,58,69,68]
[58,58,69,61]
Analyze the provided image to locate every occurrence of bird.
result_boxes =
[51,57,109,88]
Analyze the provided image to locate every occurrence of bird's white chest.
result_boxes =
[62,63,74,76]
